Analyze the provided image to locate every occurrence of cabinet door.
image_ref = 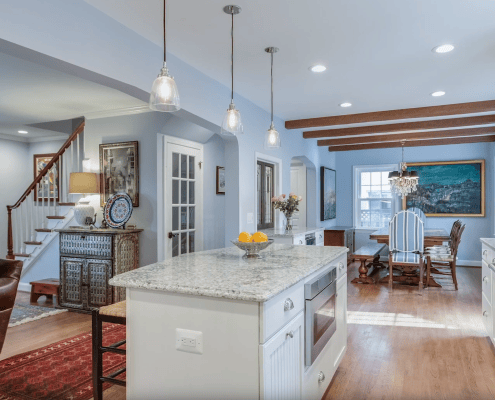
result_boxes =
[261,311,304,400]
[334,274,348,368]
[60,257,84,309]
[87,259,113,308]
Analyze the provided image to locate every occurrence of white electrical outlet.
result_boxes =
[176,328,203,355]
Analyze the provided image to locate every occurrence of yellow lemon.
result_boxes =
[238,232,252,243]
[252,232,268,243]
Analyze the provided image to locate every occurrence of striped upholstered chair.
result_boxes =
[388,210,425,291]
[408,207,426,226]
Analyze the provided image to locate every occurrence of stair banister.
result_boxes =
[6,119,85,259]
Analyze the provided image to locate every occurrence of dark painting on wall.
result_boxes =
[320,167,336,221]
[403,159,485,217]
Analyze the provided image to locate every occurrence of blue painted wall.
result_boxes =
[322,142,494,263]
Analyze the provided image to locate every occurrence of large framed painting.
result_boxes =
[99,141,139,207]
[320,166,336,221]
[402,159,485,217]
[33,153,60,202]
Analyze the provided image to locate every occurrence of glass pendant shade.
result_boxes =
[221,102,243,135]
[149,63,180,112]
[265,124,281,148]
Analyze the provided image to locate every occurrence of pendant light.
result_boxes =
[264,47,281,148]
[149,0,180,112]
[388,140,419,198]
[220,5,243,135]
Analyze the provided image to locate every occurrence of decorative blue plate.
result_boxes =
[104,192,133,228]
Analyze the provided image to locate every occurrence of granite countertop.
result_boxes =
[109,244,348,303]
[262,227,324,238]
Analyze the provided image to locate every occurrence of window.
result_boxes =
[354,165,396,229]
[257,160,275,230]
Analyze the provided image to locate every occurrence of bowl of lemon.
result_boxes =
[232,232,274,259]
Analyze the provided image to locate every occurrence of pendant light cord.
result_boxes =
[270,52,274,123]
[163,0,167,63]
[231,11,234,102]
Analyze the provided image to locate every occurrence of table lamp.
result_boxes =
[69,172,99,227]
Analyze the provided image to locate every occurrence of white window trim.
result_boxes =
[255,152,283,230]
[353,164,400,231]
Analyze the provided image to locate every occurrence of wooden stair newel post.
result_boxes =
[6,206,14,260]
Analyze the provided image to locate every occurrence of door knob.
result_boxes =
[318,371,325,383]
[168,232,179,239]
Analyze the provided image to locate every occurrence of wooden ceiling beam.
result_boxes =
[317,126,495,146]
[327,134,495,152]
[286,100,495,130]
[304,114,495,139]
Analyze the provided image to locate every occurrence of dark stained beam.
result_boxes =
[327,134,495,152]
[317,126,495,146]
[304,114,495,139]
[286,100,495,130]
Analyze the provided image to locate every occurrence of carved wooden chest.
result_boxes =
[57,228,142,311]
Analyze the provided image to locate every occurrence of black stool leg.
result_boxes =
[92,309,103,400]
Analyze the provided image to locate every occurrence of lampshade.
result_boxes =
[149,63,180,112]
[69,172,99,194]
[221,103,243,135]
[265,124,281,148]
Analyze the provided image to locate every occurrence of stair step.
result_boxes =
[35,228,52,233]
[24,241,42,245]
[46,216,65,219]
[58,202,76,206]
[14,253,31,258]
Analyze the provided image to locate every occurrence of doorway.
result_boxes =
[290,160,307,229]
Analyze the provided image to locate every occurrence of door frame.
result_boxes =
[157,134,204,261]
[254,152,282,231]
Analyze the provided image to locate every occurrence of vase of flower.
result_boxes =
[271,193,302,233]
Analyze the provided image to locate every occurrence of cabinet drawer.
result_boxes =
[60,233,113,258]
[335,254,347,280]
[482,244,493,264]
[482,261,492,302]
[293,235,305,245]
[261,282,304,343]
[315,230,324,245]
[482,292,493,339]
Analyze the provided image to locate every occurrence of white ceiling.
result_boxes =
[0,50,146,141]
[84,0,495,122]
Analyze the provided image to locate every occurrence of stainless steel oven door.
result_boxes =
[305,280,337,366]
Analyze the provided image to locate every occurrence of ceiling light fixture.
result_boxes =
[431,91,446,97]
[18,130,28,134]
[220,5,243,136]
[264,47,281,149]
[388,141,419,198]
[340,102,352,108]
[309,65,326,73]
[432,44,455,54]
[149,0,180,112]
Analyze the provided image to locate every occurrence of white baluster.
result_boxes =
[42,179,47,229]
[49,166,53,217]
[12,208,17,254]
[62,152,67,203]
[28,194,32,242]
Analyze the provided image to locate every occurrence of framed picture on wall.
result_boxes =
[216,166,225,195]
[320,166,336,221]
[99,141,139,207]
[403,159,485,217]
[33,153,60,202]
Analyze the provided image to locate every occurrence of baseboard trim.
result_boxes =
[17,282,32,292]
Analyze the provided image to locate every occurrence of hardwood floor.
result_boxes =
[3,264,495,400]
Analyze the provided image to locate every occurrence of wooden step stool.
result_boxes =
[29,278,60,306]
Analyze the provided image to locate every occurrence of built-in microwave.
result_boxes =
[304,266,337,365]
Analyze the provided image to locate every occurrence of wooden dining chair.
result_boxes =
[425,223,465,290]
[388,210,425,291]
[425,219,461,254]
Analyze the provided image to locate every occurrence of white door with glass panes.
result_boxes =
[165,139,203,259]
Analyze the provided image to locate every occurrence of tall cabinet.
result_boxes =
[57,228,142,311]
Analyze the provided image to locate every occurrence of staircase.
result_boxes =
[6,119,86,279]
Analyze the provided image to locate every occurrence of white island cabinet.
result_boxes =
[110,244,348,400]
[262,227,325,246]
[480,238,495,346]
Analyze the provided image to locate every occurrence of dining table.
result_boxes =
[369,227,451,287]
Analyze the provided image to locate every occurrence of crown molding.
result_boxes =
[0,133,29,143]
[84,105,151,120]
[28,135,69,143]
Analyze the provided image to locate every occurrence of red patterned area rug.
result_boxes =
[0,323,125,400]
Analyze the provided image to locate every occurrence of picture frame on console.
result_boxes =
[99,141,139,207]
[33,153,60,202]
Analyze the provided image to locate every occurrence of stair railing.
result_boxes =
[6,119,86,259]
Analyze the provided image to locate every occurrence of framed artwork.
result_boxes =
[99,141,139,207]
[403,159,485,217]
[216,166,225,195]
[320,167,336,221]
[33,153,60,202]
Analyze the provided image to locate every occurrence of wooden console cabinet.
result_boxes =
[324,226,355,263]
[57,228,142,311]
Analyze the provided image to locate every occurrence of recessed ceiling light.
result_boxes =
[18,130,28,134]
[309,65,326,73]
[432,44,455,54]
[431,91,446,97]
[340,102,352,108]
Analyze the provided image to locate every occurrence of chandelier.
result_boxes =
[388,141,419,198]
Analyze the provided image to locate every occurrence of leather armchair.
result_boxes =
[0,259,23,354]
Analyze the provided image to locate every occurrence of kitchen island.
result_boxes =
[110,244,348,400]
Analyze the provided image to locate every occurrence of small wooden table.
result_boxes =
[369,228,450,248]
[351,243,387,284]
[30,278,60,305]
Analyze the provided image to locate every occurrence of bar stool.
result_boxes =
[92,301,127,400]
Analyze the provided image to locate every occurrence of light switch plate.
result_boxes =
[247,213,254,224]
[176,328,203,355]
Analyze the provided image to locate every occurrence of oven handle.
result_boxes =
[308,281,336,312]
